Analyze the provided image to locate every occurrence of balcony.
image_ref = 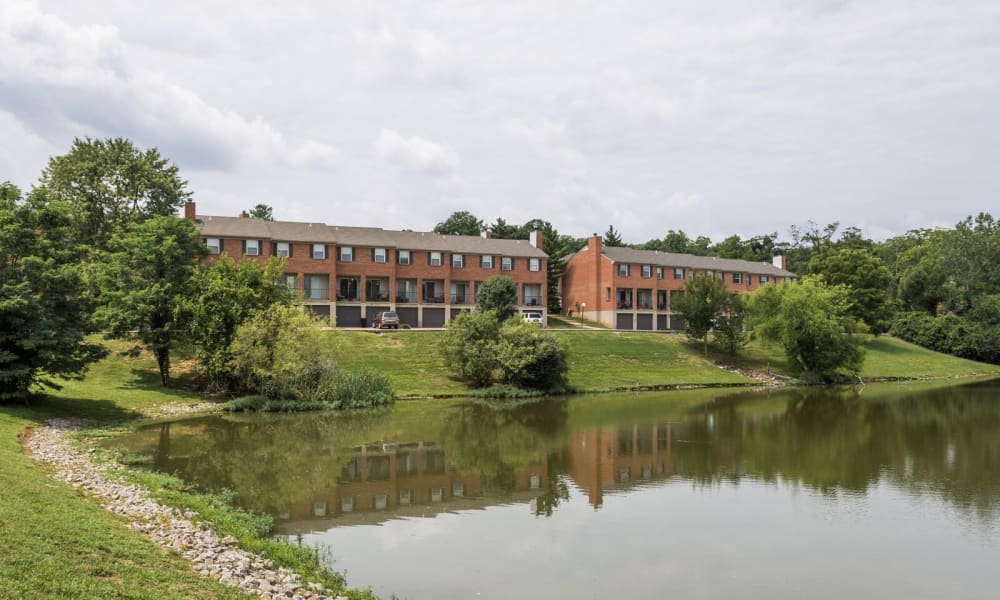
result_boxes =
[523,284,543,307]
[366,278,390,302]
[395,291,418,303]
[423,280,446,304]
[303,286,330,301]
[523,295,543,307]
[450,293,471,304]
[450,282,471,305]
[336,277,360,302]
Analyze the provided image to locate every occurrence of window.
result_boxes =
[244,239,259,256]
[528,258,541,272]
[481,255,494,269]
[312,244,326,260]
[398,250,411,265]
[618,263,629,277]
[641,264,652,278]
[656,266,664,279]
[374,248,387,263]
[340,246,354,262]
[452,253,464,268]
[282,274,297,292]
[501,256,513,271]
[732,272,742,284]
[606,287,611,301]
[430,251,442,266]
[206,238,221,255]
[275,242,290,258]
[760,275,770,284]
[673,267,684,279]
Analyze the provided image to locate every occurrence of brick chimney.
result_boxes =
[481,230,492,239]
[529,230,544,250]
[240,210,250,219]
[772,254,787,271]
[184,201,196,221]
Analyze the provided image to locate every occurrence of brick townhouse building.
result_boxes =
[561,234,796,330]
[185,202,548,327]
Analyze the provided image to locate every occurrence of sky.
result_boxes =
[2,0,999,243]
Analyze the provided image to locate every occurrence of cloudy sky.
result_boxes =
[2,0,999,243]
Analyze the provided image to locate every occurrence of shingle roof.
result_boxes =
[601,246,795,277]
[196,216,547,258]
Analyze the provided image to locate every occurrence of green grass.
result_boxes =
[326,330,754,395]
[705,335,1000,380]
[0,339,371,599]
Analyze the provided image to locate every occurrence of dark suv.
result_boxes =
[371,311,400,329]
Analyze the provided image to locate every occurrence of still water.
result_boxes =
[115,380,1000,599]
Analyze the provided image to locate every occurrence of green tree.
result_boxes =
[672,274,733,356]
[477,275,519,321]
[749,276,868,381]
[176,256,292,389]
[0,183,107,401]
[433,211,484,236]
[439,311,503,387]
[712,293,750,356]
[248,204,274,221]
[487,217,522,239]
[808,247,893,332]
[94,215,206,386]
[604,225,624,247]
[37,137,191,249]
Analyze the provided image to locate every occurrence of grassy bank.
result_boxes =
[0,341,370,599]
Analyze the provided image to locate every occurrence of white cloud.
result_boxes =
[373,128,459,173]
[0,0,340,171]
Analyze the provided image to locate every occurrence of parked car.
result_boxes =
[371,311,400,329]
[522,311,543,324]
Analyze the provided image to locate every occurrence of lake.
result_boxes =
[114,379,1000,599]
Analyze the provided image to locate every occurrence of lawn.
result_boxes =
[0,344,249,599]
[705,335,1000,380]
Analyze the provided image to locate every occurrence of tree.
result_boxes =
[477,276,519,321]
[672,274,733,356]
[248,204,274,221]
[712,293,750,356]
[94,216,206,386]
[604,225,624,247]
[808,247,893,332]
[487,217,522,239]
[0,183,107,401]
[434,211,484,236]
[749,276,868,381]
[176,255,292,389]
[37,137,191,250]
[439,311,502,387]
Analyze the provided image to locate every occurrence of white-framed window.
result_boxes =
[452,253,464,268]
[733,272,743,284]
[501,256,513,271]
[374,247,387,263]
[430,251,443,266]
[340,246,354,262]
[641,264,652,278]
[312,244,326,260]
[481,255,494,269]
[618,263,629,277]
[656,266,664,279]
[275,242,290,258]
[760,275,770,284]
[282,274,297,291]
[244,239,260,256]
[528,258,541,272]
[206,238,221,255]
[673,267,684,279]
[398,249,411,265]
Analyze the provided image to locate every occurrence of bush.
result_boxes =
[440,311,568,392]
[890,310,1000,364]
[312,368,394,409]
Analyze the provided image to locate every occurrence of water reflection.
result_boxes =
[119,379,1000,530]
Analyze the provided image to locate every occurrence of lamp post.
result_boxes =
[580,302,586,325]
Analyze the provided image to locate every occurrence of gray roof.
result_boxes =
[196,215,547,258]
[602,246,795,277]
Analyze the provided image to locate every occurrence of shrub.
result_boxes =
[440,311,568,392]
[312,368,394,409]
[476,276,519,321]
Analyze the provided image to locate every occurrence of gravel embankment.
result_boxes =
[25,418,348,600]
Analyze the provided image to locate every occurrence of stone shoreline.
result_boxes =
[24,417,349,600]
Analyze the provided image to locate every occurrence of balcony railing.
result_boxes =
[423,294,446,304]
[395,291,418,303]
[367,291,391,302]
[617,301,633,309]
[304,287,330,301]
[637,299,653,310]
[450,293,470,304]
[522,295,542,307]
[336,293,360,302]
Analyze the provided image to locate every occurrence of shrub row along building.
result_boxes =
[561,235,796,330]
[187,203,548,327]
